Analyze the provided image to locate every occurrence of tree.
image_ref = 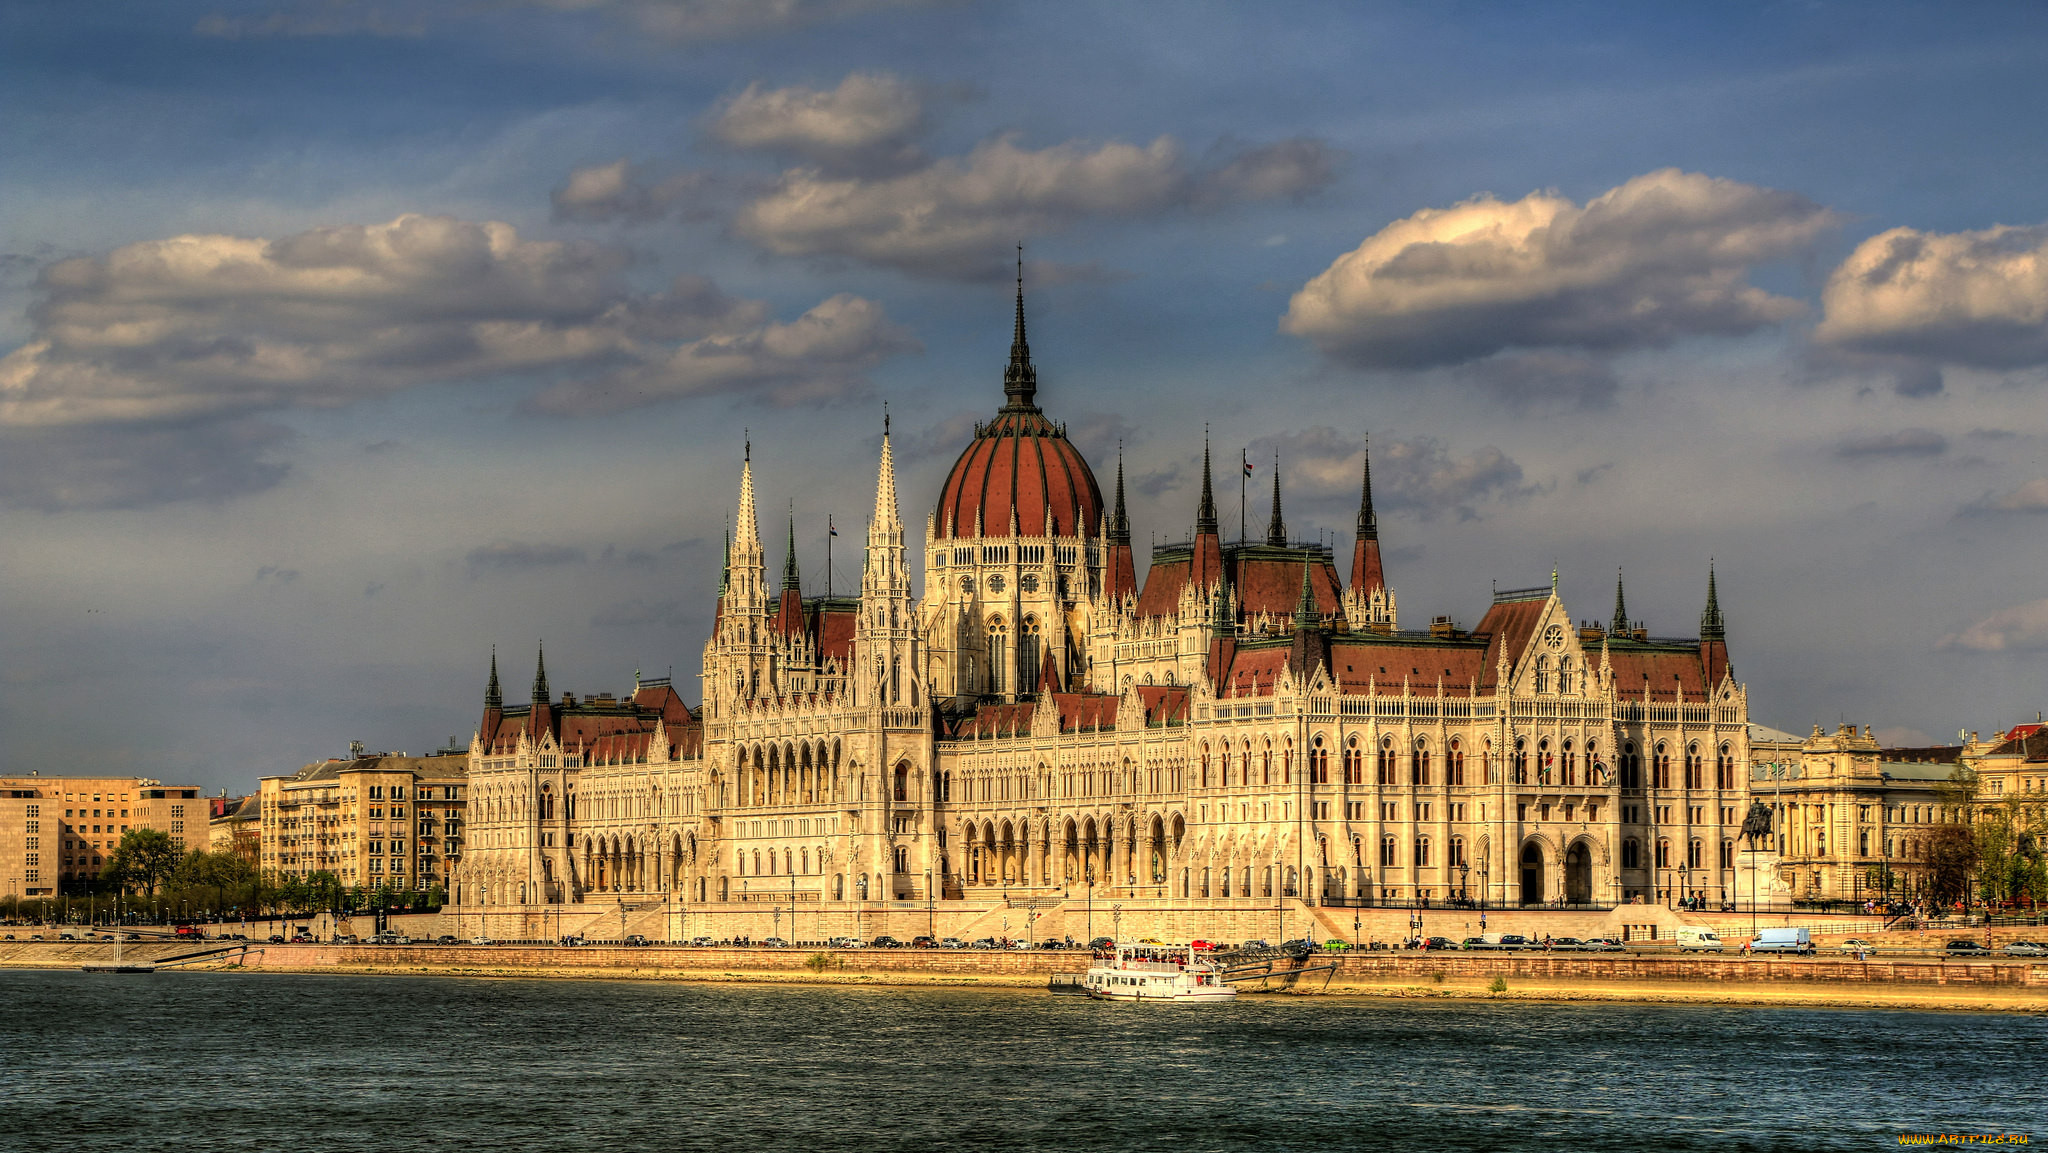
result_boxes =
[100,829,186,898]
[1926,824,1979,908]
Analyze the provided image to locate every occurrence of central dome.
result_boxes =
[932,272,1103,540]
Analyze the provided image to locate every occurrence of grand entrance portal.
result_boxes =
[1565,841,1593,904]
[1519,842,1544,905]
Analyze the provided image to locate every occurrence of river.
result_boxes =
[0,969,2038,1150]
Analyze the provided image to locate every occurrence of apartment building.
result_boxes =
[259,752,466,891]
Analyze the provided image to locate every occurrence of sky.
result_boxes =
[4,0,2046,795]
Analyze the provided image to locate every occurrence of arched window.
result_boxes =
[1310,736,1329,785]
[1380,835,1397,868]
[1562,739,1577,788]
[986,616,1008,695]
[1449,738,1464,787]
[1378,737,1396,786]
[1513,738,1529,785]
[1344,737,1363,786]
[1716,743,1734,790]
[1449,836,1466,868]
[1687,839,1704,870]
[1412,737,1430,786]
[1019,616,1042,693]
[1621,742,1641,790]
[1200,743,1211,789]
[1685,742,1703,790]
[1622,838,1640,869]
[1535,655,1550,693]
[1653,742,1671,790]
[1654,839,1670,869]
[1557,657,1572,695]
[1414,837,1431,867]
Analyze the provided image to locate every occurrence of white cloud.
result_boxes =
[733,133,1339,280]
[1817,223,2048,372]
[1969,478,2048,513]
[0,214,914,505]
[708,72,926,174]
[1282,168,1839,369]
[1940,599,2048,653]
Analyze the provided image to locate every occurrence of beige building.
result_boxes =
[259,752,467,891]
[209,794,260,863]
[1746,723,1965,902]
[0,775,205,898]
[1965,722,2048,803]
[455,290,1754,937]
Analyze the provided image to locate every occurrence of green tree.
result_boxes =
[1926,824,1979,908]
[99,828,186,898]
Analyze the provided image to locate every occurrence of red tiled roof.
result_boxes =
[1330,638,1493,697]
[1606,647,1711,701]
[934,409,1103,540]
[1136,553,1193,618]
[1470,593,1548,673]
[1231,552,1343,621]
[1134,685,1189,725]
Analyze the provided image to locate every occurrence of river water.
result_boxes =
[0,969,2039,1151]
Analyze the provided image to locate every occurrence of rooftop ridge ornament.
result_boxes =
[1002,243,1038,412]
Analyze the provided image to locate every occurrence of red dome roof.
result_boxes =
[935,409,1103,539]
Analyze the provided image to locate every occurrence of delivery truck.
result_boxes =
[1748,927,1814,955]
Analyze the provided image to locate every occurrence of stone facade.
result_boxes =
[259,753,468,892]
[0,775,206,896]
[452,288,1752,938]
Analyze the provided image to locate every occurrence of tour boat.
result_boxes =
[1081,941,1236,1002]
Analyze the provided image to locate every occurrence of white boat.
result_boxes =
[1080,941,1236,1002]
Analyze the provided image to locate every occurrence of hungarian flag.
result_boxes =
[1243,452,1254,477]
[828,517,838,537]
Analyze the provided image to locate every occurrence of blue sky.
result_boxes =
[4,0,2047,792]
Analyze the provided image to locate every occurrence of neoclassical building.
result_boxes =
[453,282,1754,934]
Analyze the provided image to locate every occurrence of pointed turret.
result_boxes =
[781,514,800,593]
[1191,428,1225,592]
[531,642,550,703]
[1205,582,1238,688]
[776,513,805,636]
[485,646,502,709]
[1036,647,1062,696]
[1699,562,1731,688]
[1266,451,1287,546]
[1002,245,1038,413]
[1104,444,1138,604]
[871,412,901,535]
[1289,556,1327,681]
[479,646,505,750]
[1610,567,1629,635]
[1349,437,1384,597]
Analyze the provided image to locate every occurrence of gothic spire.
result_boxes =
[1294,556,1317,632]
[485,646,502,709]
[1002,245,1038,412]
[532,642,549,703]
[1356,434,1378,542]
[1196,426,1218,534]
[782,510,801,593]
[872,410,901,534]
[1700,562,1725,639]
[735,444,760,555]
[1109,443,1131,545]
[718,529,730,596]
[1610,567,1629,635]
[1266,450,1287,546]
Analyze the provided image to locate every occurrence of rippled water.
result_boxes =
[0,969,2041,1151]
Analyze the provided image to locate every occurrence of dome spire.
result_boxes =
[1003,244,1038,412]
[1266,449,1287,546]
[1356,434,1377,541]
[485,646,501,709]
[1197,426,1218,534]
[783,506,801,593]
[1611,567,1629,635]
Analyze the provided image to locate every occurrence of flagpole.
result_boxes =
[827,515,833,599]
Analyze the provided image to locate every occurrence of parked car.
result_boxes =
[1189,939,1218,951]
[937,937,965,949]
[1419,936,1456,951]
[969,937,998,949]
[1582,938,1626,953]
[869,935,902,948]
[688,936,717,948]
[1091,936,1118,950]
[1497,934,1531,950]
[268,934,286,944]
[333,934,359,945]
[289,934,316,944]
[1749,928,1815,955]
[1238,939,1269,952]
[2000,940,2048,957]
[825,936,862,949]
[1836,938,1879,955]
[1674,928,1726,953]
[624,934,651,947]
[559,935,586,946]
[1945,939,1992,957]
[1322,939,1353,951]
[908,935,937,948]
[760,937,789,948]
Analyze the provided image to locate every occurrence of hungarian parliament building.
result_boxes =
[453,284,1752,931]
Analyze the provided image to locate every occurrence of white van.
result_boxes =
[1749,927,1814,954]
[1674,927,1725,953]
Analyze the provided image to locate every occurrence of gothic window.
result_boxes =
[1200,743,1211,788]
[1019,616,1041,691]
[1685,742,1703,790]
[1513,738,1528,785]
[1562,740,1577,788]
[1621,742,1641,790]
[1414,837,1431,867]
[1622,838,1640,869]
[1449,837,1466,868]
[1377,737,1396,786]
[1535,656,1549,694]
[1412,738,1430,786]
[1716,743,1734,790]
[1343,738,1362,786]
[1654,839,1669,869]
[1020,573,1039,593]
[1449,738,1465,787]
[1558,658,1573,695]
[1721,840,1736,869]
[988,573,1006,593]
[1653,742,1671,790]
[1262,744,1272,785]
[1310,736,1329,785]
[1687,839,1704,870]
[986,616,1008,695]
[1380,835,1396,868]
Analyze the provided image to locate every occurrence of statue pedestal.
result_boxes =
[1735,847,1790,906]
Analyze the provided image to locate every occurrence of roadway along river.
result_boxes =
[0,969,2038,1150]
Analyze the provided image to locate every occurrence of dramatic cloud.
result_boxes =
[0,214,912,506]
[1817,223,2048,391]
[524,293,919,413]
[1967,478,2048,513]
[1282,168,1839,369]
[1251,426,1537,522]
[733,133,1341,280]
[0,418,293,512]
[551,160,719,224]
[1940,598,2048,653]
[708,72,927,175]
[1833,428,1947,459]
